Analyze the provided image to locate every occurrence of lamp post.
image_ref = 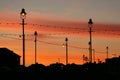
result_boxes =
[34,31,38,64]
[65,37,68,65]
[88,18,93,63]
[20,8,26,66]
[106,46,109,59]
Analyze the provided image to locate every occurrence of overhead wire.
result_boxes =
[0,33,112,55]
[0,22,120,37]
[0,22,120,55]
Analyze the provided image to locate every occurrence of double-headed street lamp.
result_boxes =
[20,8,26,66]
[88,18,93,63]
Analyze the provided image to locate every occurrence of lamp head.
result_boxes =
[88,18,93,24]
[65,37,68,41]
[88,18,93,28]
[34,31,38,36]
[106,46,108,49]
[20,8,26,19]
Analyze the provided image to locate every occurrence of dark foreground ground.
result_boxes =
[0,62,120,80]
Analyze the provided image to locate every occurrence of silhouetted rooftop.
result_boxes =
[0,47,20,57]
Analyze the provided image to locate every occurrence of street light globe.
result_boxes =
[20,8,26,19]
[34,31,38,36]
[88,18,93,28]
[65,37,68,42]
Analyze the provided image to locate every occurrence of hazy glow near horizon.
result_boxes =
[0,0,120,66]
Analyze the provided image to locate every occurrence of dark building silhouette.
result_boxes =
[0,48,20,68]
[106,56,120,64]
[105,56,120,75]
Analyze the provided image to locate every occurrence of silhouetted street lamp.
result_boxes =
[106,46,109,59]
[88,18,93,63]
[65,37,68,65]
[20,8,26,66]
[34,31,38,64]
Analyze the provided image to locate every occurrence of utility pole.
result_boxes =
[93,49,95,62]
[58,58,60,63]
[83,54,85,64]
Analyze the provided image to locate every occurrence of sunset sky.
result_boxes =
[0,0,120,66]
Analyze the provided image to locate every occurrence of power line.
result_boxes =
[0,33,89,50]
[0,32,119,55]
[0,22,120,37]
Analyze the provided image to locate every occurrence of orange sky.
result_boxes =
[0,0,120,66]
[0,19,120,66]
